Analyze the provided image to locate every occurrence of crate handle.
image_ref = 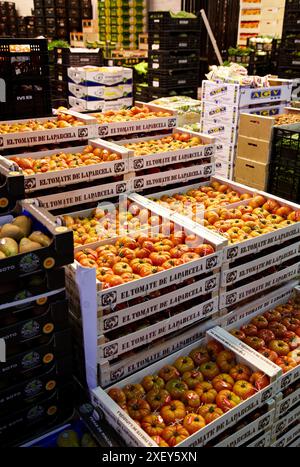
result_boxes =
[248,143,258,147]
[245,164,255,169]
[249,120,260,125]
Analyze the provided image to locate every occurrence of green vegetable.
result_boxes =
[169,10,197,19]
[48,40,70,51]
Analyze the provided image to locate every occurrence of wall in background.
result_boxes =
[14,0,182,16]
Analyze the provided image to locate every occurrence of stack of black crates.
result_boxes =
[51,46,103,108]
[277,0,300,80]
[268,123,300,203]
[0,38,52,120]
[34,0,93,41]
[0,1,18,37]
[16,16,37,38]
[147,11,200,101]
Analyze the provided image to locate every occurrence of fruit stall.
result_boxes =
[1,15,300,450]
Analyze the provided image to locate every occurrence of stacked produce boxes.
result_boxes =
[0,38,52,120]
[235,109,300,192]
[277,0,300,80]
[68,66,133,112]
[51,46,103,108]
[200,79,293,180]
[147,11,200,101]
[0,199,74,446]
[34,0,93,41]
[98,0,147,52]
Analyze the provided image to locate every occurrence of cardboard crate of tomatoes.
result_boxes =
[216,284,300,395]
[0,139,132,212]
[91,329,279,448]
[65,207,224,389]
[0,110,96,151]
[91,103,178,139]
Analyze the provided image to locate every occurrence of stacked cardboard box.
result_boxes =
[68,66,133,112]
[201,79,293,180]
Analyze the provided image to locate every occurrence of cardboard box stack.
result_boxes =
[98,0,147,51]
[68,66,133,112]
[0,199,74,446]
[200,79,293,180]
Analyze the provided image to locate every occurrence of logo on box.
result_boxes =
[0,137,3,147]
[99,126,109,137]
[168,118,177,128]
[104,343,118,359]
[116,183,127,194]
[101,291,117,307]
[111,367,124,381]
[134,159,144,170]
[114,162,125,173]
[134,179,145,190]
[78,128,88,138]
[25,178,36,190]
[104,316,119,331]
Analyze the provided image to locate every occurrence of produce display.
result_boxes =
[230,299,300,373]
[275,114,300,126]
[107,340,270,447]
[91,106,172,124]
[74,232,215,287]
[124,133,204,156]
[150,186,300,244]
[149,181,253,214]
[0,215,52,259]
[10,145,122,176]
[0,113,86,135]
[64,201,170,246]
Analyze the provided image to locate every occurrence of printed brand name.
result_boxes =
[210,86,227,96]
[251,89,282,99]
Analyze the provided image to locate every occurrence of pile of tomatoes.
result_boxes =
[108,340,270,447]
[124,133,203,157]
[11,145,122,176]
[0,113,85,135]
[91,106,172,124]
[75,233,215,288]
[231,301,300,374]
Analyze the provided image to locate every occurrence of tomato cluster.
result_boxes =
[11,145,122,176]
[0,113,85,135]
[108,340,270,447]
[124,133,203,157]
[231,301,300,373]
[75,233,215,289]
[92,106,172,124]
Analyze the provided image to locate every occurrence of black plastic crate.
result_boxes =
[283,12,300,31]
[51,78,68,96]
[268,164,300,203]
[56,0,67,6]
[68,18,81,29]
[34,8,45,17]
[45,25,57,37]
[149,50,200,70]
[285,0,300,10]
[272,125,300,166]
[0,77,52,120]
[148,69,199,87]
[34,0,44,8]
[81,7,93,19]
[45,6,56,16]
[36,17,45,27]
[56,27,69,38]
[53,63,68,81]
[135,83,149,102]
[0,38,49,80]
[46,17,56,27]
[148,86,198,100]
[68,7,80,18]
[278,50,300,67]
[36,26,46,35]
[277,66,300,79]
[54,46,103,66]
[148,30,200,51]
[44,0,55,6]
[277,36,300,49]
[148,11,200,31]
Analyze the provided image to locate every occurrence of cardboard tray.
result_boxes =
[0,357,72,416]
[0,200,73,281]
[0,110,96,150]
[0,168,24,214]
[0,329,72,389]
[275,388,300,420]
[271,403,300,441]
[271,423,300,447]
[0,383,74,447]
[115,128,215,172]
[0,139,130,193]
[91,329,279,447]
[246,430,272,447]
[92,102,178,138]
[0,296,69,358]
